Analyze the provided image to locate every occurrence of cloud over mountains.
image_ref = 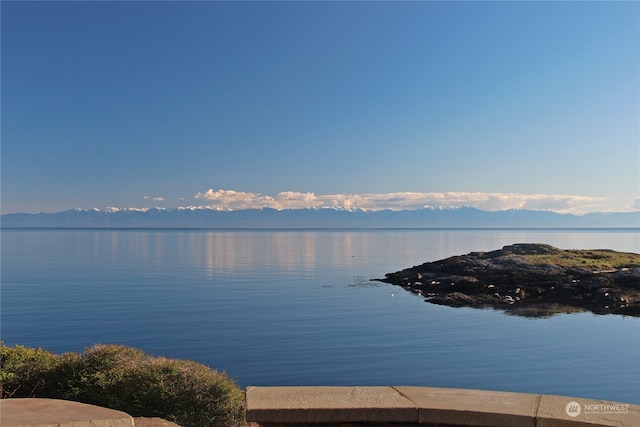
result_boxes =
[193,188,610,214]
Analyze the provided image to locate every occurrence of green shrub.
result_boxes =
[0,344,58,398]
[0,343,245,427]
[50,345,148,407]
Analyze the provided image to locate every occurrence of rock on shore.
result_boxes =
[377,243,640,317]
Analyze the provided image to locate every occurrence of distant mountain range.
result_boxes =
[1,206,638,228]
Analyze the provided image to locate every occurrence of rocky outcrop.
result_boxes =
[377,243,640,317]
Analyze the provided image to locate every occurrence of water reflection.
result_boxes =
[1,228,638,403]
[67,229,640,277]
[503,304,587,318]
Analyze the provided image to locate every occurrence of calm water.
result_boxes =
[1,228,639,403]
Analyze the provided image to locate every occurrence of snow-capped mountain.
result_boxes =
[1,206,638,228]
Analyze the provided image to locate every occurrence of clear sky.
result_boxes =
[2,1,638,214]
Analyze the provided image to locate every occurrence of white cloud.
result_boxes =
[143,195,165,202]
[275,191,323,209]
[193,188,611,214]
[194,189,278,210]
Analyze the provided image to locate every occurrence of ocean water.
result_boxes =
[1,228,639,404]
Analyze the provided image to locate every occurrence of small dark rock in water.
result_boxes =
[376,243,640,317]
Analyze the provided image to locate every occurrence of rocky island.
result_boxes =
[377,243,640,317]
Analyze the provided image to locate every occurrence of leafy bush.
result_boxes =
[0,343,245,427]
[0,344,58,398]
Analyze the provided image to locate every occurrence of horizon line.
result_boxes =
[3,205,640,216]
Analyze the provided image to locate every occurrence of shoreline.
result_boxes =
[377,243,640,317]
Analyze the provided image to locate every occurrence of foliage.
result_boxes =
[0,344,57,399]
[0,344,58,398]
[0,343,245,427]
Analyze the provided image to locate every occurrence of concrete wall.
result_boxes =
[245,386,639,427]
[3,387,637,427]
[0,398,135,427]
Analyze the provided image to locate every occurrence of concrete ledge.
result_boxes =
[0,398,135,427]
[536,395,639,427]
[395,386,538,427]
[245,386,640,427]
[245,386,417,424]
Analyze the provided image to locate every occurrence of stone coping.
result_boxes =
[245,386,640,427]
[2,388,637,427]
[0,398,135,427]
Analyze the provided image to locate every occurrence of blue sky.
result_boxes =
[2,1,638,214]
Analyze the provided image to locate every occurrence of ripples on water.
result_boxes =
[1,228,639,403]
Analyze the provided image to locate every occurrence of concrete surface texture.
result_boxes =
[131,418,182,427]
[2,387,638,427]
[0,398,134,427]
[245,386,417,424]
[245,386,640,427]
